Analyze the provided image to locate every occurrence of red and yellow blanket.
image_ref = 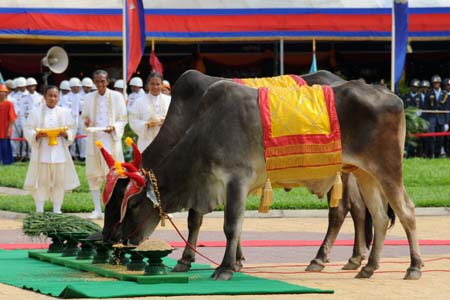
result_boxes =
[234,75,342,188]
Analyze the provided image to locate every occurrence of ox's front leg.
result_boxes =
[172,209,203,272]
[306,197,349,272]
[212,179,246,280]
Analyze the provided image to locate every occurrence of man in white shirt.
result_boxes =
[129,72,171,151]
[12,77,35,161]
[23,85,80,213]
[58,80,71,107]
[82,70,127,219]
[67,78,85,160]
[26,77,43,107]
[127,77,145,110]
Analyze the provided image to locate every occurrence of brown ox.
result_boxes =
[103,72,421,280]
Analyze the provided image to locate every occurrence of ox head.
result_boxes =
[117,169,161,246]
[96,138,141,243]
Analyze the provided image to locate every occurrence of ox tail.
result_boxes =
[364,208,373,249]
[387,204,396,229]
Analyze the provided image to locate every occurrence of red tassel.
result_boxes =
[96,141,115,168]
[131,143,142,169]
[149,50,164,75]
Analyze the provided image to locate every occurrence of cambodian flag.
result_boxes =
[125,0,146,81]
[392,0,409,91]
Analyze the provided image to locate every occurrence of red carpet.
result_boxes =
[1,239,450,250]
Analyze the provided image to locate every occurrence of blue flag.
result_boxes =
[393,0,408,90]
[309,53,318,73]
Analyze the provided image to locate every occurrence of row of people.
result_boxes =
[2,70,172,217]
[402,75,450,158]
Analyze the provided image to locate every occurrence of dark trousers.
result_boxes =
[425,117,445,157]
[0,139,14,165]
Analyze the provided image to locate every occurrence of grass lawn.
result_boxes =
[0,158,449,213]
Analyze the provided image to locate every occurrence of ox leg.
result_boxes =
[234,239,245,272]
[343,175,369,270]
[212,179,245,280]
[353,171,389,279]
[377,180,423,280]
[306,198,349,272]
[172,209,203,272]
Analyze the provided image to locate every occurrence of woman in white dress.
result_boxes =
[24,86,80,213]
[129,72,171,152]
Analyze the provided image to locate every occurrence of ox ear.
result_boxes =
[146,178,158,207]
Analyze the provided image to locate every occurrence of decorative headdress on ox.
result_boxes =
[96,138,143,221]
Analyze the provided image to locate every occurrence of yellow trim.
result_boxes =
[265,140,341,157]
[265,151,342,170]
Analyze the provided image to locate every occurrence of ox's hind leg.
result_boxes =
[376,177,423,280]
[172,209,203,272]
[212,178,246,280]
[353,170,390,279]
[343,174,370,270]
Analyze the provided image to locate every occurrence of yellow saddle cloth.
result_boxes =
[235,75,342,188]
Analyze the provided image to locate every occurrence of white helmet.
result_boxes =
[5,79,14,89]
[129,77,143,87]
[91,84,97,91]
[26,77,38,86]
[69,77,82,87]
[59,80,70,91]
[15,77,27,87]
[114,79,124,89]
[81,77,94,87]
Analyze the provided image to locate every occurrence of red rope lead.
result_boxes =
[167,215,220,266]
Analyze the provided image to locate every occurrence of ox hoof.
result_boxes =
[305,260,325,272]
[342,260,361,270]
[172,261,191,272]
[234,261,244,272]
[355,267,374,279]
[211,268,233,280]
[404,267,422,280]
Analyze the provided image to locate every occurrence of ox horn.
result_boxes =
[124,171,146,188]
[95,140,115,168]
[125,136,142,169]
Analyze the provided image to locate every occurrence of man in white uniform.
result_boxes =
[26,77,43,107]
[67,78,84,159]
[81,77,94,95]
[129,72,171,152]
[82,70,127,219]
[127,77,145,110]
[12,77,35,161]
[24,86,79,213]
[58,80,71,107]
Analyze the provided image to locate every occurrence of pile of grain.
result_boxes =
[136,239,172,251]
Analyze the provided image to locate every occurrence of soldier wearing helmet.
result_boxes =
[81,77,94,95]
[11,77,35,161]
[402,79,422,108]
[424,75,449,158]
[420,80,430,104]
[26,77,42,106]
[67,78,85,160]
[127,77,145,110]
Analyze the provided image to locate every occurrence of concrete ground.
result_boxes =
[0,207,450,300]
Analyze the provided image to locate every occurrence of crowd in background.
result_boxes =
[400,75,450,158]
[0,70,171,217]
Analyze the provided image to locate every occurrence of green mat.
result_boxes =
[0,250,333,298]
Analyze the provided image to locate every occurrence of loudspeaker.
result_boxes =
[41,46,68,74]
